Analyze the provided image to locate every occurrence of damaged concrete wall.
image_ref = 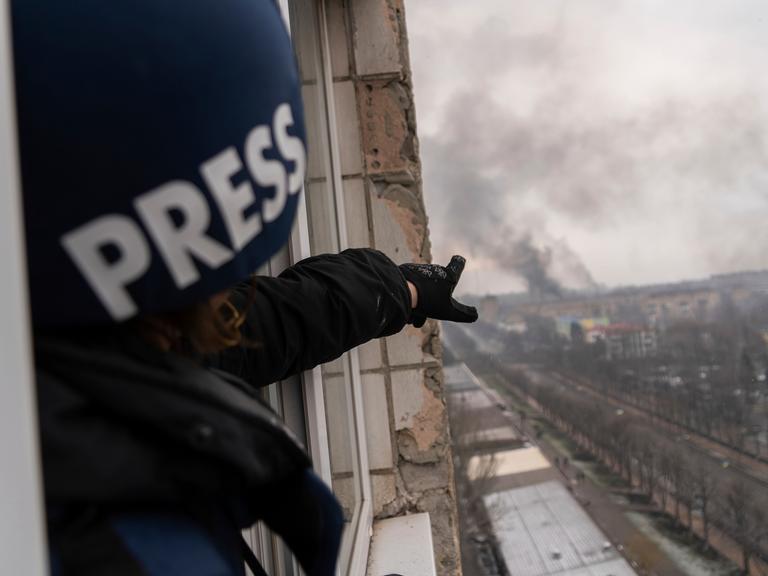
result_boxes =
[324,1,462,574]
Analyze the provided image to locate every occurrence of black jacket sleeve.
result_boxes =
[210,248,412,387]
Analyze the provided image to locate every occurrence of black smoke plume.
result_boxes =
[413,4,768,292]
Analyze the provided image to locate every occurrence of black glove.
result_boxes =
[399,255,478,327]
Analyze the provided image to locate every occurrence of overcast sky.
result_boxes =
[406,0,768,295]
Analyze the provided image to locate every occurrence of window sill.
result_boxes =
[366,513,436,576]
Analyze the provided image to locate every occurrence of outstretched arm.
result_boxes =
[211,248,477,388]
[211,248,413,387]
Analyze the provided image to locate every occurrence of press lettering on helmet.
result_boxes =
[274,103,306,196]
[202,147,264,252]
[61,102,307,321]
[135,181,235,289]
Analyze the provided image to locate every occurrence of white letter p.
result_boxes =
[61,215,150,321]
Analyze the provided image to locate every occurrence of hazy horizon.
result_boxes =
[462,264,768,299]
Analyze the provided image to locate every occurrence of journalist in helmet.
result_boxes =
[14,1,477,574]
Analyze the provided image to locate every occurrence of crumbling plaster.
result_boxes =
[344,0,462,574]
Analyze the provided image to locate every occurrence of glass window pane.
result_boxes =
[288,1,367,574]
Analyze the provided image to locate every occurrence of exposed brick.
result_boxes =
[370,186,414,263]
[397,428,445,465]
[425,321,444,359]
[369,183,430,264]
[358,80,414,175]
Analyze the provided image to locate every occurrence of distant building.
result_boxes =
[589,324,657,360]
[508,287,726,331]
[711,269,768,293]
[555,316,610,340]
[642,289,720,326]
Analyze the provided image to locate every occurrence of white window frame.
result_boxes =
[314,3,373,574]
[0,1,48,573]
[267,2,374,575]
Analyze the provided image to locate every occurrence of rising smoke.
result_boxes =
[414,2,768,294]
[420,90,602,297]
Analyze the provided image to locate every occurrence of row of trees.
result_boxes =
[505,367,768,575]
[544,311,768,459]
[482,292,768,459]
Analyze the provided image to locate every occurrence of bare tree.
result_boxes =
[666,448,685,524]
[718,478,768,574]
[657,447,674,514]
[636,430,662,502]
[674,450,697,536]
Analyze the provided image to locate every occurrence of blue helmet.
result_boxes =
[14,0,306,325]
